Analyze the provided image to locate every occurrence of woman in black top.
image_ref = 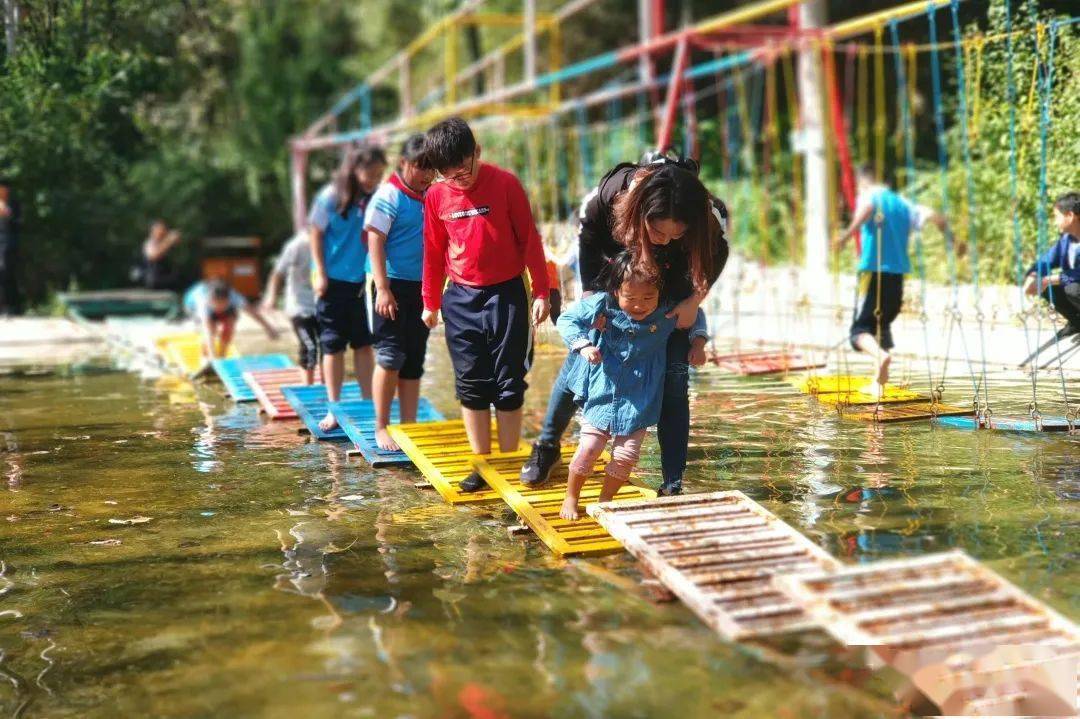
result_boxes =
[521,158,729,495]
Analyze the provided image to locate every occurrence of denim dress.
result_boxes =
[556,293,707,436]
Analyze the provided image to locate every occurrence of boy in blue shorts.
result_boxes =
[183,279,278,359]
[310,145,388,431]
[364,134,437,450]
[835,165,947,396]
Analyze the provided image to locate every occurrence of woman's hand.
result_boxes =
[687,337,707,367]
[375,285,397,320]
[580,346,602,364]
[422,308,439,329]
[532,296,550,326]
[665,296,702,330]
[313,269,328,298]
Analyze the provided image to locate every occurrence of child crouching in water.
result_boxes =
[556,253,708,521]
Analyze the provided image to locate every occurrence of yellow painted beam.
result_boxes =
[696,0,804,35]
[828,0,958,40]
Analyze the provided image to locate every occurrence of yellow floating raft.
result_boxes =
[792,374,923,405]
[154,332,236,378]
[474,447,657,558]
[387,420,525,505]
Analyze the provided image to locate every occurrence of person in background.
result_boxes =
[1023,191,1080,340]
[310,145,388,432]
[365,134,437,451]
[422,117,550,492]
[183,279,278,359]
[556,252,708,521]
[519,153,729,497]
[143,220,182,291]
[0,180,21,316]
[834,164,948,398]
[263,232,320,385]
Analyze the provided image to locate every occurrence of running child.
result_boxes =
[556,253,708,521]
[262,231,320,384]
[364,134,437,451]
[183,279,278,359]
[834,165,947,397]
[1022,192,1080,339]
[310,145,388,431]
[421,117,550,492]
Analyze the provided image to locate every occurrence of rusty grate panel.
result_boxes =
[778,551,1080,715]
[841,402,971,423]
[777,551,1079,651]
[588,491,840,640]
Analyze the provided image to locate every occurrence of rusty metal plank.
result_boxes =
[711,350,826,376]
[841,402,971,423]
[589,491,840,640]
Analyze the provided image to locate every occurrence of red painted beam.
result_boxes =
[656,36,690,152]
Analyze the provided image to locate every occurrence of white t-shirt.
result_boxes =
[273,233,316,318]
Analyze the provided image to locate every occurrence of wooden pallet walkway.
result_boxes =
[588,491,840,639]
[474,447,656,558]
[154,332,236,377]
[777,550,1080,716]
[243,368,308,420]
[280,382,363,440]
[934,415,1074,433]
[210,354,294,401]
[841,402,971,423]
[387,420,524,504]
[330,398,444,467]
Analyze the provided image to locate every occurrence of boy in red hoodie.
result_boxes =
[421,117,550,492]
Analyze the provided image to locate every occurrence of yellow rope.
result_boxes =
[734,67,768,264]
[970,35,986,141]
[857,45,870,165]
[873,24,887,180]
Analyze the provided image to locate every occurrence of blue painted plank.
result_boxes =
[211,354,294,402]
[329,399,445,467]
[934,415,1073,432]
[280,382,363,441]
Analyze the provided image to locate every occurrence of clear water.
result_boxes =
[0,335,1076,718]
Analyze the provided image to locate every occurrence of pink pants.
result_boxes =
[568,424,646,482]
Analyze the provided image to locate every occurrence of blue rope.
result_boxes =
[949,0,990,411]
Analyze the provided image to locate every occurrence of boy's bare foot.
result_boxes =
[559,496,581,521]
[318,411,338,432]
[375,427,399,452]
[859,382,885,400]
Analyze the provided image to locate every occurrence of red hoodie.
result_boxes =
[422,162,550,311]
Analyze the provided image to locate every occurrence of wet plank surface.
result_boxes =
[330,398,444,467]
[211,354,294,401]
[243,368,308,420]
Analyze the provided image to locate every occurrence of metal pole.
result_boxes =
[399,56,413,119]
[637,0,653,83]
[3,0,16,58]
[524,0,537,84]
[797,0,829,274]
[290,145,309,234]
[656,36,689,151]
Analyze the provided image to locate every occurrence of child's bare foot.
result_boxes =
[876,352,892,386]
[598,492,616,504]
[318,411,338,432]
[375,427,399,451]
[559,496,581,521]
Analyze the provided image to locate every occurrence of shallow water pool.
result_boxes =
[0,337,1076,718]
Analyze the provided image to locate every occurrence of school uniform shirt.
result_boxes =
[557,292,708,436]
[308,184,372,284]
[855,184,932,275]
[422,162,550,311]
[577,163,730,303]
[1028,233,1080,286]
[182,282,247,320]
[273,233,316,319]
[363,173,425,282]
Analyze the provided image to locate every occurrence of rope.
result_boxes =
[873,25,887,181]
[949,0,991,420]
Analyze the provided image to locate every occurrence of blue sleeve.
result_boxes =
[690,308,708,340]
[308,189,334,231]
[556,293,606,350]
[1029,238,1063,277]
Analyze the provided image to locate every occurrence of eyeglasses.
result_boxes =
[439,153,477,186]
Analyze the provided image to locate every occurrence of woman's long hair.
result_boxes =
[332,145,386,218]
[611,164,713,295]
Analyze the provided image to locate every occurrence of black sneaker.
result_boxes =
[658,479,683,497]
[1055,324,1078,341]
[459,471,488,493]
[520,441,561,488]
